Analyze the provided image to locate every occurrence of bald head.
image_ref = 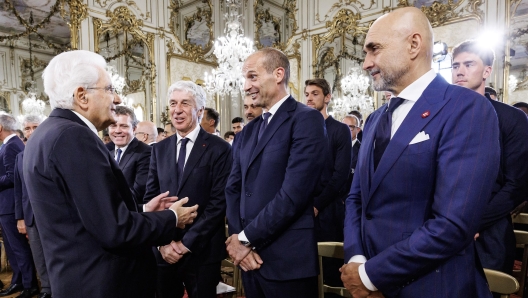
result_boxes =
[363,7,434,95]
[136,121,158,145]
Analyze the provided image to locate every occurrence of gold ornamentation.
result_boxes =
[64,0,88,50]
[254,7,282,49]
[254,0,298,50]
[415,0,483,27]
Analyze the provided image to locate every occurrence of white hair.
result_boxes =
[42,50,107,110]
[22,114,45,127]
[0,113,19,131]
[167,81,206,121]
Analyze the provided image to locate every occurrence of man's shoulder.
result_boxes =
[131,138,152,154]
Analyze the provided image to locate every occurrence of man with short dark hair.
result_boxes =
[15,114,50,298]
[224,131,235,144]
[226,47,326,298]
[243,93,263,122]
[157,127,166,142]
[164,122,176,137]
[485,86,498,100]
[145,81,232,298]
[0,113,38,298]
[200,107,220,134]
[513,102,528,115]
[452,39,528,277]
[109,106,152,203]
[231,117,244,134]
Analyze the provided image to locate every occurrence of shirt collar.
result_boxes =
[3,133,17,144]
[397,69,437,102]
[177,124,200,144]
[265,94,290,116]
[115,141,131,153]
[71,111,98,136]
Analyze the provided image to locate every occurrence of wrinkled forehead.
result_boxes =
[242,53,263,73]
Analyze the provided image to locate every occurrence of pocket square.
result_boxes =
[409,131,430,145]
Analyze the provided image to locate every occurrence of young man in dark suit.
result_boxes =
[23,50,198,298]
[144,81,232,298]
[341,8,499,297]
[225,48,327,298]
[452,40,528,277]
[0,113,38,298]
[108,105,152,204]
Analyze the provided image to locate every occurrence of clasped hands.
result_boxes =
[160,241,190,264]
[225,234,263,272]
[340,262,384,298]
[144,191,199,228]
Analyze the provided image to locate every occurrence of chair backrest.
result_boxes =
[513,230,528,297]
[484,268,519,298]
[317,242,351,298]
[512,213,528,225]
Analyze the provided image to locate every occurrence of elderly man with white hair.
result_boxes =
[144,81,232,298]
[22,50,199,298]
[14,114,50,298]
[0,113,38,298]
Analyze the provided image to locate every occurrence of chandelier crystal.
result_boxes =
[333,66,374,120]
[204,0,254,98]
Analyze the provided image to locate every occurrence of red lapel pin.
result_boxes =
[421,110,430,118]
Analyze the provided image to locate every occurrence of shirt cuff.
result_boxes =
[142,205,146,212]
[348,255,378,292]
[168,208,178,226]
[238,231,249,242]
[180,242,191,253]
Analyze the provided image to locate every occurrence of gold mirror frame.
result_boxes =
[398,0,484,27]
[169,0,214,62]
[93,6,157,122]
[507,0,528,102]
[254,0,298,51]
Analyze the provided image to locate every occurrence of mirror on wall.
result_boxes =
[254,0,297,50]
[509,0,528,104]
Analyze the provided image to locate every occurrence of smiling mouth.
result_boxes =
[370,70,380,77]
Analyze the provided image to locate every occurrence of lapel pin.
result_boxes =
[421,110,430,118]
[203,144,206,147]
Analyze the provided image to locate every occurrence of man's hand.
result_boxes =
[367,291,385,298]
[239,251,263,272]
[144,191,178,212]
[314,207,319,217]
[512,201,528,217]
[169,197,199,228]
[17,219,26,234]
[340,262,371,298]
[225,234,252,266]
[160,241,185,264]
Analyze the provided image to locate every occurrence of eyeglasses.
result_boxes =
[87,85,116,94]
[134,132,148,137]
[348,125,358,130]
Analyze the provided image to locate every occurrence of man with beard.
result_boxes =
[243,92,263,122]
[341,8,499,298]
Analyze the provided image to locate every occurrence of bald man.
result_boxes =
[136,121,158,146]
[341,7,498,298]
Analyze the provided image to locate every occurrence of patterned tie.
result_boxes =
[116,148,122,164]
[178,138,189,180]
[373,97,405,170]
[258,112,271,140]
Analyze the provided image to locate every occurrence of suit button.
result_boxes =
[366,214,373,220]
[245,192,252,197]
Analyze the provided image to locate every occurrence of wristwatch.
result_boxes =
[240,240,252,247]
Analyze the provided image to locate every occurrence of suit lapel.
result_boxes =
[247,96,295,168]
[367,75,450,201]
[167,135,179,195]
[178,128,208,193]
[119,138,137,168]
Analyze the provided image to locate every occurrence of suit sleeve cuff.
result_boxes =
[238,231,249,242]
[347,255,378,292]
[168,209,178,226]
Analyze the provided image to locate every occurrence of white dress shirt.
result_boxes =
[238,93,290,244]
[351,69,437,292]
[114,142,130,161]
[3,133,17,145]
[176,124,201,169]
[72,111,99,136]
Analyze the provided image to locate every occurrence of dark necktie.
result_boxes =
[178,138,189,180]
[258,112,271,140]
[116,148,122,164]
[373,97,405,170]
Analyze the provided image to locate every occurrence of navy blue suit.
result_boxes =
[109,137,152,204]
[226,96,327,297]
[476,95,528,274]
[0,136,36,289]
[144,128,232,298]
[345,76,499,297]
[23,109,177,298]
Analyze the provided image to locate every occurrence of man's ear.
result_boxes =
[73,86,89,109]
[482,66,492,80]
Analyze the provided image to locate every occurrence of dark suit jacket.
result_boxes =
[314,116,351,242]
[0,135,24,215]
[476,95,528,273]
[144,128,232,265]
[109,138,152,204]
[23,109,177,298]
[344,76,499,297]
[344,140,361,197]
[226,96,327,281]
[14,152,35,226]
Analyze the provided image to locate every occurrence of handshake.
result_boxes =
[144,191,199,228]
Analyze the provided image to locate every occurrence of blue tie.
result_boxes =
[178,138,189,180]
[116,148,122,164]
[258,112,271,140]
[373,97,405,170]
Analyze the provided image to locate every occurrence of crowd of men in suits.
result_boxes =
[0,6,527,298]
